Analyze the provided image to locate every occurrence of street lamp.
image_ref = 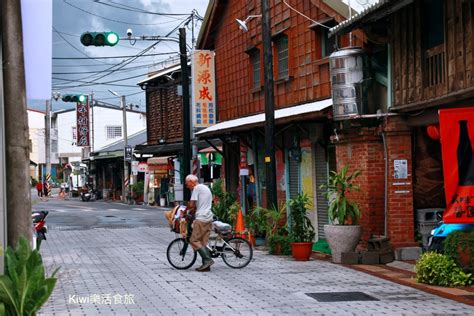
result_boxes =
[108,89,128,203]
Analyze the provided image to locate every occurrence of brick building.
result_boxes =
[330,0,474,249]
[195,0,365,242]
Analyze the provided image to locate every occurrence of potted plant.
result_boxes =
[321,166,362,263]
[246,207,268,246]
[288,193,315,261]
[265,203,290,255]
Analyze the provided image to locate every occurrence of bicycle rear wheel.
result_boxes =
[166,238,197,270]
[222,237,253,268]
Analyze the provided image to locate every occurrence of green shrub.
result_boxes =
[0,237,59,315]
[415,252,473,287]
[30,177,38,188]
[443,228,474,272]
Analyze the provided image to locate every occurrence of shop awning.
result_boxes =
[195,98,332,138]
[148,156,173,165]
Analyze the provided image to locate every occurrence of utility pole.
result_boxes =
[122,95,129,203]
[2,0,32,246]
[0,3,7,273]
[180,28,192,201]
[261,0,278,209]
[45,99,51,195]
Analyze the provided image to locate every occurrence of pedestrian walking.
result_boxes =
[43,180,48,197]
[36,181,43,197]
[184,174,215,272]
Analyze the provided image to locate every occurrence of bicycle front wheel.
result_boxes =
[166,238,197,270]
[222,237,253,268]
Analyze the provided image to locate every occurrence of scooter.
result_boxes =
[32,210,48,250]
[80,185,97,202]
[427,220,474,252]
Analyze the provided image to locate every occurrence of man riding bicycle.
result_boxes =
[184,174,215,272]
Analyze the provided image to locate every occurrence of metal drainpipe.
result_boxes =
[382,131,388,237]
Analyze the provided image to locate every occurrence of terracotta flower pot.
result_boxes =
[290,242,313,261]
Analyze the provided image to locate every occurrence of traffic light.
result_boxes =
[80,32,119,47]
[62,94,87,103]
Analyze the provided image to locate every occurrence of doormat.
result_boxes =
[306,292,379,302]
[312,239,331,254]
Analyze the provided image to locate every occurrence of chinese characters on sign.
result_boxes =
[393,160,407,179]
[76,99,89,147]
[192,50,216,128]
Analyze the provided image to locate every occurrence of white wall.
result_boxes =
[28,110,45,166]
[92,107,146,151]
[55,106,147,162]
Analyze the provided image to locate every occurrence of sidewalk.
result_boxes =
[312,253,474,306]
[39,227,474,315]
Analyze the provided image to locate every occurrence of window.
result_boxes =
[106,126,122,139]
[72,126,77,141]
[51,139,58,153]
[422,0,444,50]
[250,49,261,89]
[320,20,337,58]
[275,35,289,80]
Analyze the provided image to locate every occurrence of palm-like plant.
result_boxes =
[321,166,362,225]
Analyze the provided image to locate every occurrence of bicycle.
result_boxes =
[166,220,253,270]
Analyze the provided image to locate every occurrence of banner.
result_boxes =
[439,108,474,224]
[192,50,216,128]
[76,100,90,147]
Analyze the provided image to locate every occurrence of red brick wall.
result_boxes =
[210,1,362,121]
[384,117,416,248]
[335,130,385,244]
[334,118,417,248]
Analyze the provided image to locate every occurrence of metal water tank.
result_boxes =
[329,47,369,120]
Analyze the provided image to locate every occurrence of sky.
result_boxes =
[28,0,209,112]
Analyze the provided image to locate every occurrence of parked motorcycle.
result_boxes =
[80,184,98,202]
[32,210,48,250]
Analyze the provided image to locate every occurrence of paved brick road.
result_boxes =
[39,227,474,315]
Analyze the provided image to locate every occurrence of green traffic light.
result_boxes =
[80,32,119,47]
[61,94,87,103]
[106,32,119,46]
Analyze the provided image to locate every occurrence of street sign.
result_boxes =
[131,160,138,175]
[125,146,133,161]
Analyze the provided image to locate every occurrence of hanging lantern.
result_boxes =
[427,125,440,140]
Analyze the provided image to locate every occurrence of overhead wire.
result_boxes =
[52,27,105,63]
[95,0,190,17]
[63,0,180,26]
[53,52,177,60]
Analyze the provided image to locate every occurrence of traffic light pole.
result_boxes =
[179,28,191,201]
[121,95,129,203]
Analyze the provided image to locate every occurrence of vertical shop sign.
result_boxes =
[76,100,89,147]
[439,108,474,224]
[192,50,216,128]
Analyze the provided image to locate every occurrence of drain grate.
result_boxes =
[306,292,379,302]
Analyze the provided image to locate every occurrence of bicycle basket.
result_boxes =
[213,220,232,234]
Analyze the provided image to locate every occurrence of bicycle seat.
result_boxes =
[212,220,232,234]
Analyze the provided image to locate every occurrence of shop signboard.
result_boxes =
[439,108,474,224]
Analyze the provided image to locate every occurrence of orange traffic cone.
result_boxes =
[235,208,245,236]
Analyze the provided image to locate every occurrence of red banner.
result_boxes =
[439,108,474,224]
[76,100,90,147]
